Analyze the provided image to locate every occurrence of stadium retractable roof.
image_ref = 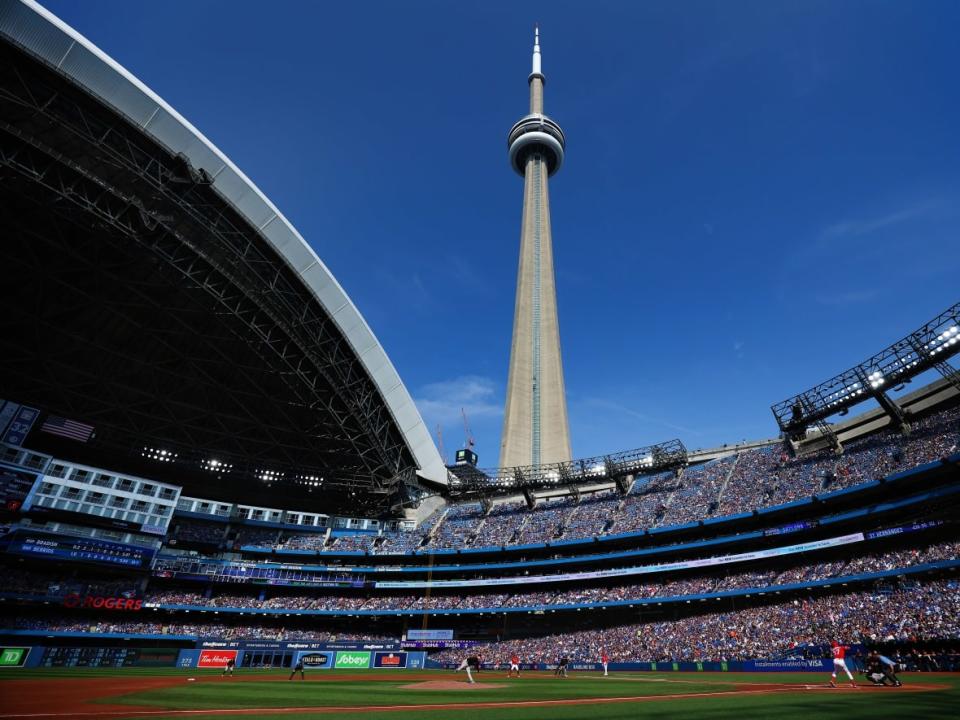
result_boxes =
[0,0,445,513]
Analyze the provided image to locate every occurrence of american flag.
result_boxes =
[40,416,95,442]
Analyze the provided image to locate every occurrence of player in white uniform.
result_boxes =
[829,641,857,688]
[455,654,480,684]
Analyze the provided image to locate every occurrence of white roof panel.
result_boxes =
[1,0,445,484]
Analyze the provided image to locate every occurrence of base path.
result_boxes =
[0,676,947,719]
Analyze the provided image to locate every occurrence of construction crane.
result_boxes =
[461,407,475,449]
[455,408,479,467]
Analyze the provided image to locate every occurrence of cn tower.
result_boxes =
[499,28,572,468]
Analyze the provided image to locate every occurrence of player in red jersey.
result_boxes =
[601,650,609,676]
[829,641,857,688]
[507,652,521,678]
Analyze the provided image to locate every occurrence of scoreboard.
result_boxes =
[6,532,155,567]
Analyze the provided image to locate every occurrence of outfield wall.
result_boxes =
[2,641,831,672]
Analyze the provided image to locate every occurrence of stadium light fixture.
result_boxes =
[202,458,233,473]
[142,446,178,462]
[772,302,960,435]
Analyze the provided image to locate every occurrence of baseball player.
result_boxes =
[455,654,481,684]
[555,654,570,678]
[828,641,857,688]
[507,652,521,678]
[289,657,305,680]
[601,650,609,677]
[221,657,235,677]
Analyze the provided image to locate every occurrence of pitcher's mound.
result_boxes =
[400,680,506,691]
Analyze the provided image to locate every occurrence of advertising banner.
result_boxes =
[866,519,942,540]
[197,649,238,668]
[63,595,142,611]
[764,520,818,537]
[297,651,333,669]
[375,533,866,589]
[406,629,453,641]
[401,640,477,650]
[373,652,407,668]
[334,651,371,669]
[741,659,832,672]
[0,647,30,668]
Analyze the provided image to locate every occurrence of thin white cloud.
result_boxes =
[821,201,939,240]
[414,375,503,430]
[578,397,702,437]
[813,289,879,307]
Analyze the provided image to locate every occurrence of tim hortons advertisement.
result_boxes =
[197,649,238,668]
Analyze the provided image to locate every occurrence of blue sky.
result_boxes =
[40,0,959,464]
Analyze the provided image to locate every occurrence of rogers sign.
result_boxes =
[198,650,238,668]
[63,594,142,610]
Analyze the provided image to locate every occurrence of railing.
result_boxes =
[447,439,687,499]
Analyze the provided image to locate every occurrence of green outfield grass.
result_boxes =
[2,668,958,720]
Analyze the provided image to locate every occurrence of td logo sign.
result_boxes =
[0,648,29,667]
[334,651,370,669]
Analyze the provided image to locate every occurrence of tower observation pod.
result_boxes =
[500,27,573,469]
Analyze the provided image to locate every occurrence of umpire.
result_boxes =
[865,650,902,687]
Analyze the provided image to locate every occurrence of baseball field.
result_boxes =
[1,668,958,720]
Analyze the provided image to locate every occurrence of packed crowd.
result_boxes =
[2,615,394,642]
[137,538,959,612]
[430,503,485,548]
[280,532,329,551]
[233,527,280,548]
[161,405,955,558]
[8,578,958,662]
[433,578,960,663]
[515,497,577,545]
[386,403,959,551]
[169,520,226,545]
[0,565,143,599]
[713,405,960,519]
[329,535,378,552]
[561,491,620,538]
